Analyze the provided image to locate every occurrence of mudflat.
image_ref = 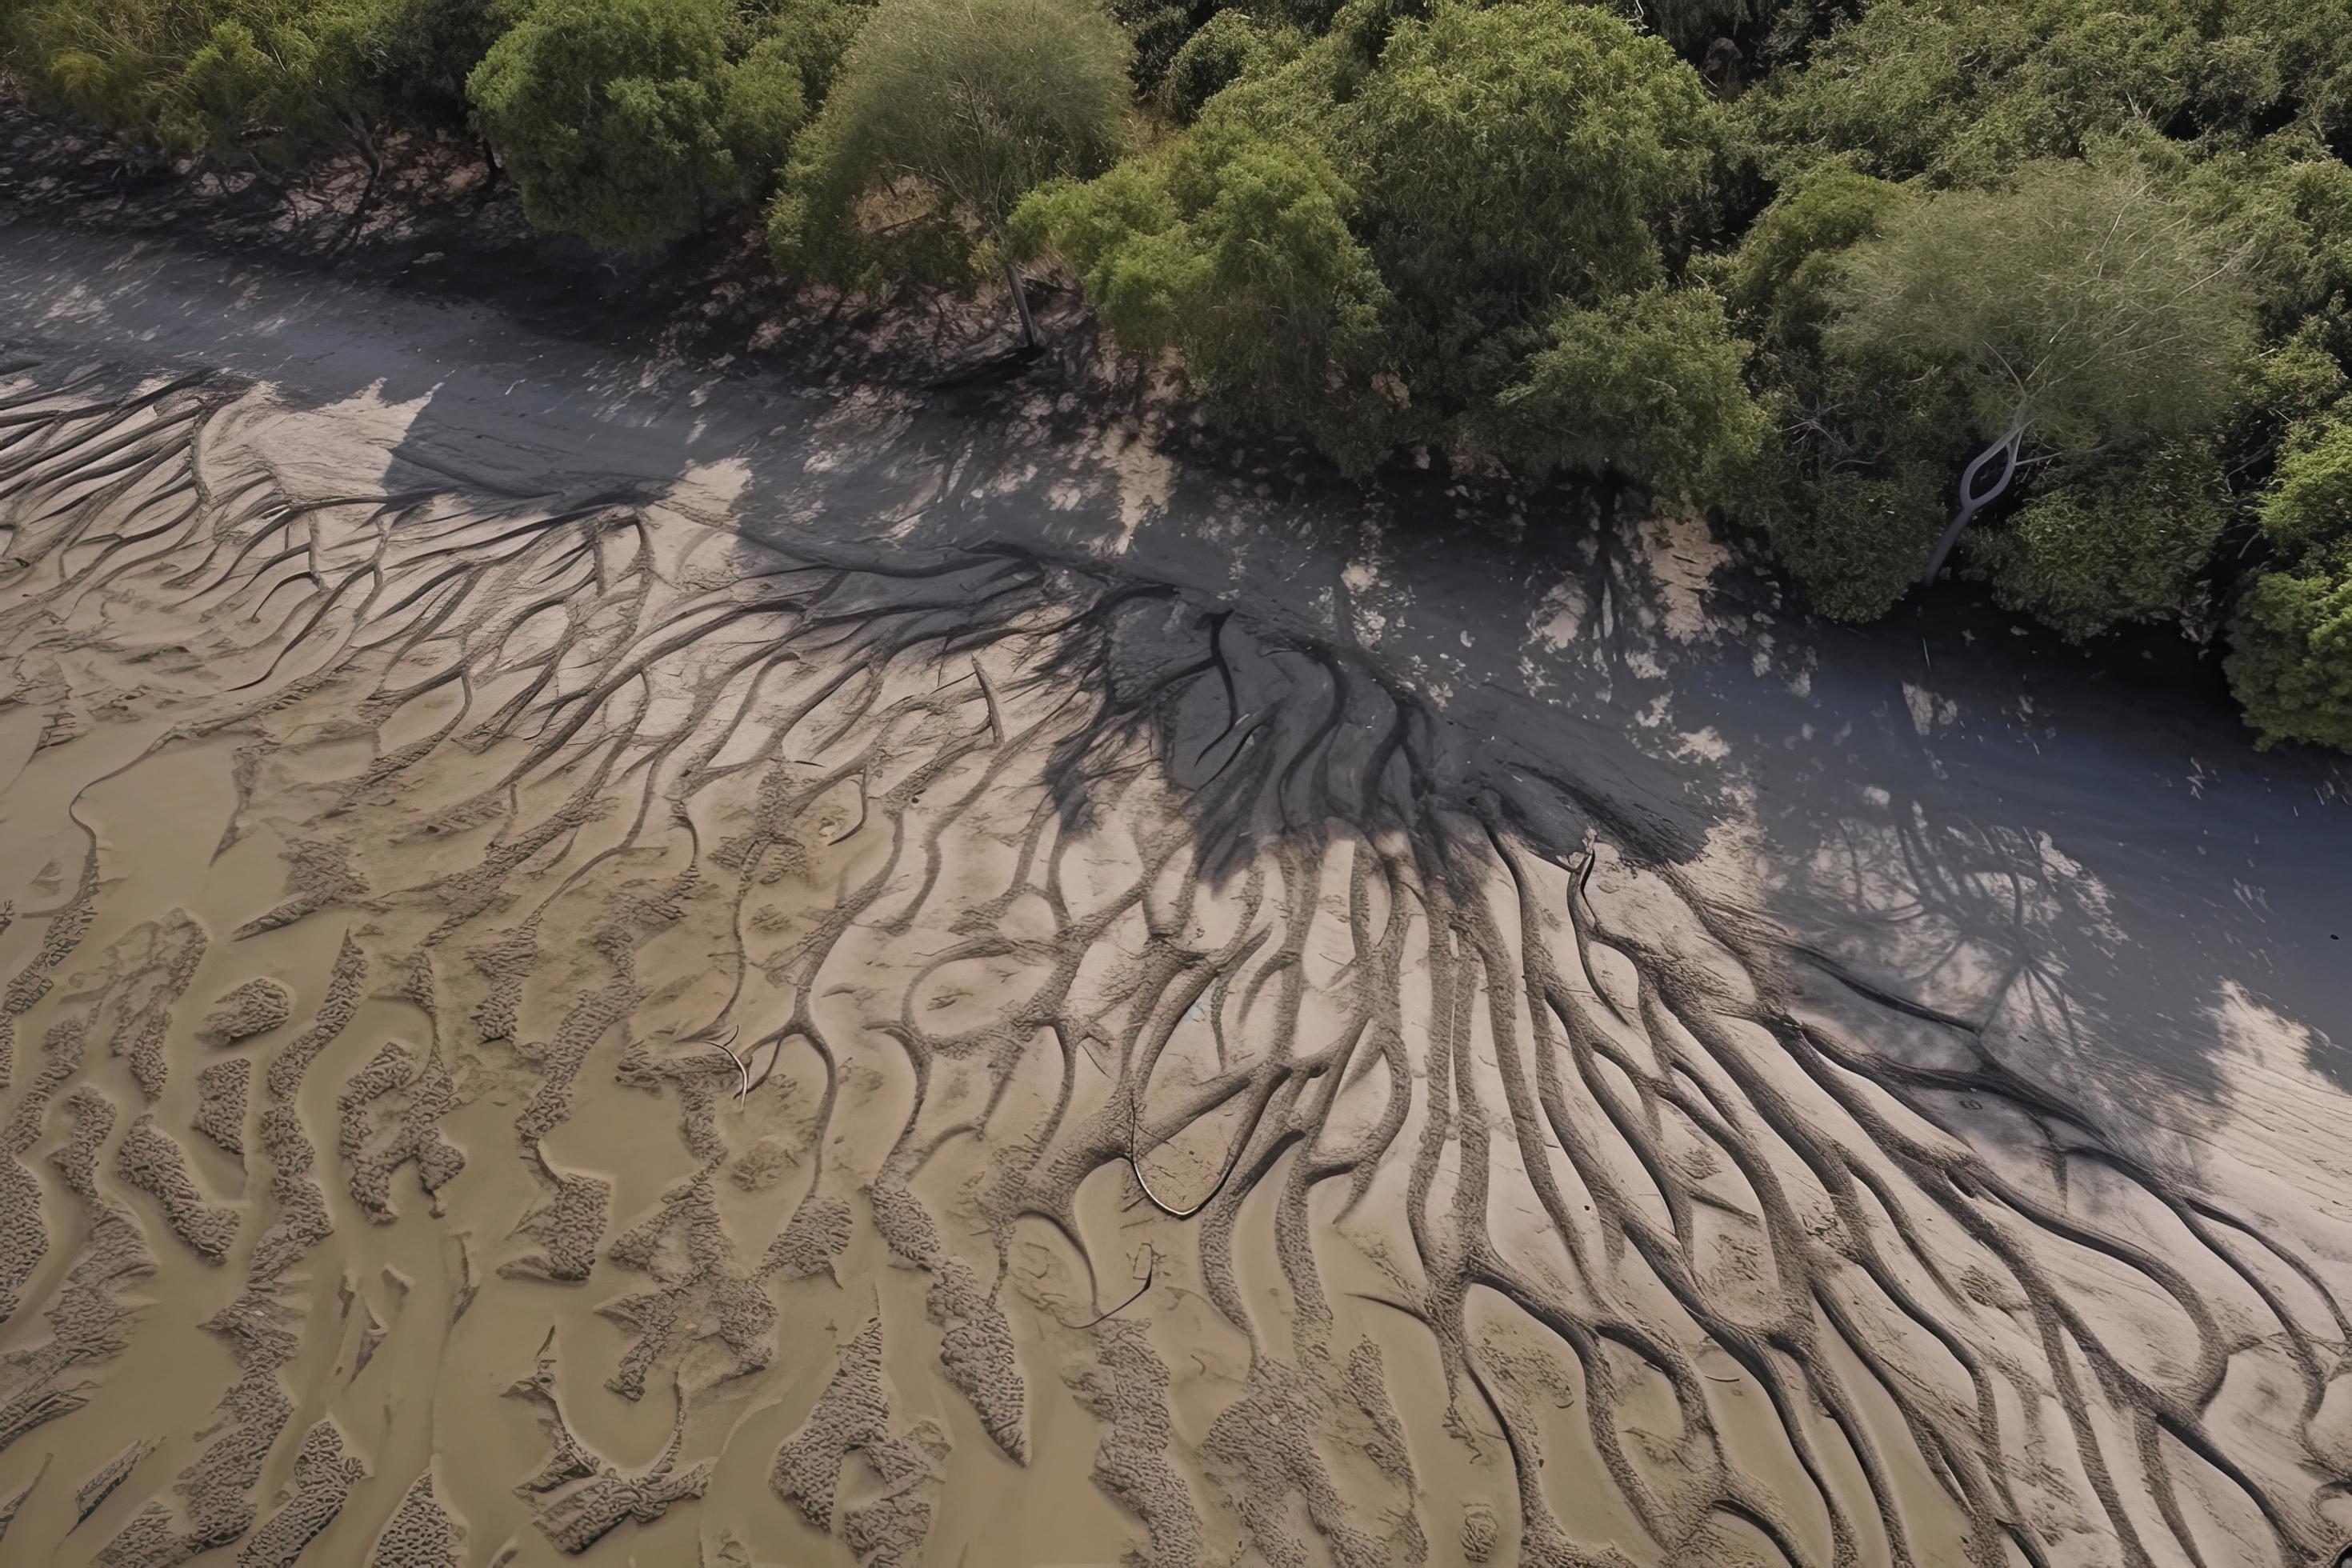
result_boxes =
[1,233,2348,1568]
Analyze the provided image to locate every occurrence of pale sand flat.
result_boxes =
[0,364,2344,1568]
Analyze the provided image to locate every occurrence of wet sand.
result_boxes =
[1,234,2349,1568]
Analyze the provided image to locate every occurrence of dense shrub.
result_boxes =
[468,0,758,250]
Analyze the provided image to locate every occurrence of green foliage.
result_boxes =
[1826,162,2252,454]
[2186,151,2352,367]
[769,0,1130,290]
[1756,460,1952,621]
[11,0,222,145]
[175,20,318,150]
[16,0,349,158]
[469,0,766,250]
[1105,0,1198,91]
[2241,335,2351,434]
[1162,11,1266,124]
[1741,0,2352,186]
[1715,169,1959,620]
[740,0,870,104]
[2227,554,2352,748]
[1722,4,2352,716]
[1031,0,1735,477]
[1485,288,1766,501]
[719,36,812,181]
[1739,162,2257,630]
[1718,170,1909,353]
[1967,442,2230,638]
[1014,123,1394,468]
[2215,0,2352,155]
[7,0,514,159]
[2257,413,2352,554]
[2228,406,2352,748]
[1742,0,2209,185]
[354,0,519,130]
[1342,2,1715,332]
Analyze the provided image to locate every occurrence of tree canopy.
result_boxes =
[2228,410,2352,746]
[1344,2,1714,318]
[1015,122,1394,469]
[1826,163,2251,460]
[1483,287,1766,502]
[1341,2,1721,447]
[1758,161,2258,622]
[14,0,2352,750]
[1018,1,1740,473]
[768,0,1130,338]
[467,0,774,250]
[11,0,421,164]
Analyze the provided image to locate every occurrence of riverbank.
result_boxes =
[5,94,2327,754]
[0,96,1101,394]
[1,199,2347,1566]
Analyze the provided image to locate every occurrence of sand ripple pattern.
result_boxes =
[0,366,2346,1566]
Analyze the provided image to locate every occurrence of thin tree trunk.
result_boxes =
[1002,255,1038,350]
[1922,421,2026,585]
[331,146,384,258]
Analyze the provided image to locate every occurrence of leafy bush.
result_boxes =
[2229,410,2352,746]
[1755,462,1951,622]
[468,0,750,250]
[1741,0,2209,185]
[2257,412,2352,552]
[1485,288,1766,502]
[770,0,1130,336]
[1344,2,1716,334]
[1967,444,2230,639]
[1016,123,1393,467]
[1162,11,1266,123]
[1718,171,1910,353]
[2228,554,2352,748]
[718,37,812,183]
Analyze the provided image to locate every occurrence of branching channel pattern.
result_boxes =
[0,366,2345,1567]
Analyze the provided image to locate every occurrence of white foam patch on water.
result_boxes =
[1675,728,1730,762]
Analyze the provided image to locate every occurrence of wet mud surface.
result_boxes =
[0,222,2348,1566]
